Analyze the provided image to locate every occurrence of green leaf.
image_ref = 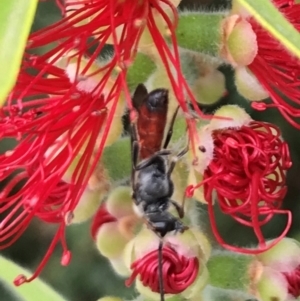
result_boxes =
[176,12,225,56]
[102,137,131,181]
[236,0,300,58]
[207,252,254,290]
[203,286,255,301]
[127,53,156,91]
[0,255,68,301]
[0,0,38,106]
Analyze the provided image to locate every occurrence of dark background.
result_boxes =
[1,0,300,301]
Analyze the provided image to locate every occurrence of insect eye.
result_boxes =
[198,146,206,153]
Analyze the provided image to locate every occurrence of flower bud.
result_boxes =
[189,228,212,262]
[181,265,209,299]
[96,221,129,259]
[106,186,133,219]
[110,258,131,277]
[189,124,214,175]
[255,268,288,301]
[91,204,116,240]
[187,170,205,203]
[71,187,105,224]
[220,15,257,67]
[235,67,269,101]
[187,110,292,253]
[209,104,251,131]
[92,198,140,261]
[257,238,300,272]
[65,162,110,224]
[251,238,300,300]
[180,50,226,106]
[170,162,189,209]
[125,227,209,300]
[231,0,251,18]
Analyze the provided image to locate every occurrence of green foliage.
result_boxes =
[0,255,68,301]
[207,252,253,290]
[126,53,156,91]
[102,137,131,181]
[176,12,225,56]
[0,0,38,106]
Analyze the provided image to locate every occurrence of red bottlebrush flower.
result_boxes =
[187,120,292,254]
[283,265,300,298]
[3,173,73,287]
[29,0,211,144]
[0,53,117,283]
[231,0,300,128]
[0,0,213,284]
[125,244,199,294]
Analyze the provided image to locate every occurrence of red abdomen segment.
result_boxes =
[133,86,169,159]
[137,101,168,159]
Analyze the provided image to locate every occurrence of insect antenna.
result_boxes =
[158,239,165,301]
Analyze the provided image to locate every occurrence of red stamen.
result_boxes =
[283,265,300,298]
[126,245,199,294]
[190,121,292,253]
[248,0,300,128]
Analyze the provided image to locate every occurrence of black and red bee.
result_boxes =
[130,83,188,301]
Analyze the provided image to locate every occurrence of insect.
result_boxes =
[130,83,188,301]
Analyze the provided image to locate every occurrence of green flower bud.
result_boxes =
[135,281,174,301]
[106,186,134,219]
[67,162,110,224]
[170,162,189,213]
[110,258,131,277]
[255,268,288,301]
[256,238,300,271]
[71,187,105,224]
[181,265,209,299]
[220,15,257,68]
[187,169,206,203]
[209,104,251,130]
[188,124,214,175]
[180,50,226,105]
[125,227,210,300]
[235,67,268,101]
[96,221,129,259]
[190,228,212,262]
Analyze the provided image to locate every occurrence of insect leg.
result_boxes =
[131,120,140,188]
[163,106,180,149]
[169,199,184,218]
[135,149,172,171]
[167,145,189,177]
[158,240,165,301]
